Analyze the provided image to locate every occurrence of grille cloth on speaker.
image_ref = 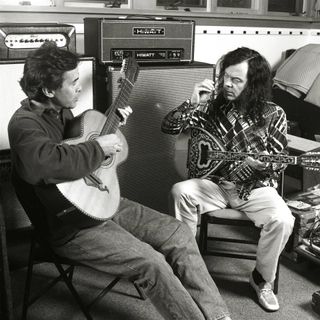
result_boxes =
[108,63,214,213]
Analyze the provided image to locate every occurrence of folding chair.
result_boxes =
[11,171,146,320]
[22,227,146,320]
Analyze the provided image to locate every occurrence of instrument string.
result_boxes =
[101,78,132,135]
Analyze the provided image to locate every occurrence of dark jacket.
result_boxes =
[8,98,105,245]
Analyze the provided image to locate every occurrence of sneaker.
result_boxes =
[249,273,279,311]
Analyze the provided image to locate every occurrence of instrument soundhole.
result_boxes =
[200,143,209,165]
[86,133,114,168]
[103,155,114,167]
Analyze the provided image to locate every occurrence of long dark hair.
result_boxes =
[214,47,272,127]
[19,41,79,102]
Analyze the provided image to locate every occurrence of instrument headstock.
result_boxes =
[299,152,320,171]
[120,57,139,85]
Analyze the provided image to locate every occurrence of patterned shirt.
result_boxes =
[161,99,288,199]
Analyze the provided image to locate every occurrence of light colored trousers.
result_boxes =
[170,179,295,283]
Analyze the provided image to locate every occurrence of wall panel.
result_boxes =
[194,26,320,68]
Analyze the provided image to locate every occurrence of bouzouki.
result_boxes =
[55,57,139,220]
[175,127,320,179]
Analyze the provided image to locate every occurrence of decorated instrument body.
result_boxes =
[175,127,320,180]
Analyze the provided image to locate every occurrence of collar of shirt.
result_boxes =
[221,101,245,119]
[22,98,62,120]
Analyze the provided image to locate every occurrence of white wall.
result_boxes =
[0,59,94,151]
[194,25,320,69]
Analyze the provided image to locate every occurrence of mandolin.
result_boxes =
[175,127,320,179]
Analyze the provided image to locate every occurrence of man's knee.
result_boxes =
[283,213,295,235]
[138,249,168,272]
[170,181,190,199]
[269,207,295,235]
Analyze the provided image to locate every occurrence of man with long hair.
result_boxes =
[162,47,295,312]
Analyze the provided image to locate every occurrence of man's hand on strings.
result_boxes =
[96,134,123,156]
[117,106,133,126]
[245,151,269,171]
[191,79,215,106]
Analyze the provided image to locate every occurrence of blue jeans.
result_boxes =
[54,198,229,320]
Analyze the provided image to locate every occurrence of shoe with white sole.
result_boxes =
[249,273,279,311]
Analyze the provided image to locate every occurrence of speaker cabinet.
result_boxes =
[105,62,214,213]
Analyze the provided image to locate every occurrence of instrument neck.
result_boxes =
[208,151,298,165]
[101,78,133,135]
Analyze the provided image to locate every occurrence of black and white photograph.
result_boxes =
[0,1,320,320]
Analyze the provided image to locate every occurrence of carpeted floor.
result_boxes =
[8,227,320,320]
[206,255,320,320]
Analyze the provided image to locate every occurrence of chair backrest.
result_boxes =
[11,169,51,241]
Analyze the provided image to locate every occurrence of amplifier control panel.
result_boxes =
[5,33,68,49]
[0,23,76,59]
[111,48,184,62]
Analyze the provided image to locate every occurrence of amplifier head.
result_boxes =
[0,23,76,60]
[84,18,195,64]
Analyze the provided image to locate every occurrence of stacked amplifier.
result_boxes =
[0,23,76,59]
[84,17,195,64]
[83,17,211,213]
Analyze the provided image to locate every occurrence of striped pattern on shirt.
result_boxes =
[162,99,288,199]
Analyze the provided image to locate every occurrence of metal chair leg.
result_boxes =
[22,234,148,319]
[133,282,147,300]
[22,237,91,320]
[199,214,208,254]
[274,261,280,294]
[52,260,93,320]
[21,236,36,320]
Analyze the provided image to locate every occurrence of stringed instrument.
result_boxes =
[55,57,139,220]
[175,127,320,179]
